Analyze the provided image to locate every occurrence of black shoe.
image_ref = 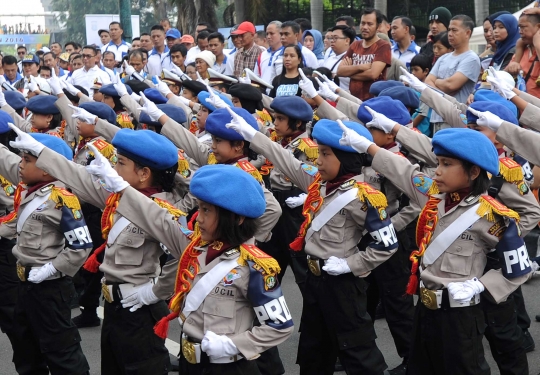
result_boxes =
[388,363,407,375]
[72,312,100,328]
[523,330,535,353]
[536,314,540,322]
[334,358,345,372]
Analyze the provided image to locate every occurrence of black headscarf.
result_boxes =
[331,147,366,177]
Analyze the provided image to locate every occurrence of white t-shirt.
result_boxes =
[101,40,131,62]
[254,46,284,85]
[321,50,350,92]
[67,65,111,98]
[185,46,201,65]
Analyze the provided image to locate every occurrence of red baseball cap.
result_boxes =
[230,21,256,35]
[180,35,195,44]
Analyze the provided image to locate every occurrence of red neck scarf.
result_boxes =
[27,181,54,196]
[138,187,163,197]
[205,240,233,265]
[444,187,471,212]
[325,173,356,196]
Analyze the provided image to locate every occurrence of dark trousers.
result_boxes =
[101,300,170,375]
[297,270,387,375]
[513,286,531,332]
[0,238,18,348]
[11,277,90,375]
[408,298,490,375]
[179,354,261,375]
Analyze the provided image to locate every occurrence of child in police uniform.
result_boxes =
[0,131,91,375]
[338,120,533,375]
[228,108,397,374]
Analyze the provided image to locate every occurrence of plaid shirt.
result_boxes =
[233,44,262,77]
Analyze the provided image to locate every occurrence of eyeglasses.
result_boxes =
[82,54,96,59]
[327,36,348,41]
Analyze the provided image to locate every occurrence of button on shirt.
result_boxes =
[67,66,112,98]
[391,41,420,68]
[101,40,131,62]
[233,44,262,78]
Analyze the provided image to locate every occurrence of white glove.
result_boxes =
[86,143,129,192]
[322,256,351,275]
[531,260,539,273]
[0,90,7,107]
[60,79,80,96]
[239,69,251,84]
[201,331,240,359]
[177,95,191,107]
[138,92,165,121]
[156,79,172,97]
[130,92,141,103]
[285,193,307,209]
[486,68,516,100]
[204,84,229,109]
[47,68,63,95]
[114,81,129,97]
[315,78,339,101]
[337,119,374,154]
[314,71,340,92]
[224,106,257,141]
[123,61,136,77]
[68,104,97,124]
[171,66,190,81]
[467,107,504,132]
[447,278,484,304]
[28,262,57,283]
[298,69,318,99]
[26,77,38,93]
[196,72,206,84]
[8,123,45,156]
[365,105,399,132]
[399,66,427,92]
[120,283,160,312]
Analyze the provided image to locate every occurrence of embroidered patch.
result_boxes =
[179,226,193,237]
[264,274,277,291]
[222,269,241,286]
[73,209,82,219]
[412,175,434,195]
[517,181,529,195]
[379,208,387,220]
[488,221,505,239]
[301,163,318,176]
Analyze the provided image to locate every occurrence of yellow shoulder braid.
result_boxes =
[89,139,117,165]
[477,195,520,223]
[116,114,134,129]
[235,160,263,183]
[238,244,281,275]
[50,187,82,219]
[294,138,319,160]
[499,158,524,184]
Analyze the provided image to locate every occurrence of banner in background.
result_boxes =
[0,34,50,45]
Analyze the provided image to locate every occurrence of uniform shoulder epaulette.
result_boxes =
[477,195,520,223]
[256,109,272,125]
[207,152,217,165]
[238,244,281,276]
[499,157,525,184]
[116,113,134,129]
[411,175,439,196]
[292,137,319,160]
[235,160,263,183]
[0,174,16,196]
[177,150,191,177]
[356,182,388,219]
[50,186,82,219]
[89,139,117,165]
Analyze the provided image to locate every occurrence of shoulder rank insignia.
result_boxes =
[116,113,134,129]
[301,163,318,176]
[339,179,356,190]
[50,187,82,219]
[235,160,263,183]
[295,138,319,160]
[0,174,16,196]
[356,182,388,220]
[89,139,117,165]
[412,175,439,196]
[224,248,240,257]
[238,244,281,275]
[499,157,524,184]
[177,150,191,178]
[477,195,520,223]
[151,197,187,221]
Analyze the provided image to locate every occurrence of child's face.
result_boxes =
[182,88,196,101]
[186,66,197,80]
[30,113,53,130]
[469,124,502,149]
[410,66,428,81]
[368,127,395,147]
[197,106,209,130]
[196,199,219,242]
[19,153,46,185]
[316,144,341,181]
[211,136,242,164]
[434,156,475,193]
[102,95,116,110]
[432,41,452,58]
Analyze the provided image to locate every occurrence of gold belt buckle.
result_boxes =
[16,263,26,281]
[420,287,438,310]
[101,283,113,303]
[182,337,197,364]
[307,258,321,276]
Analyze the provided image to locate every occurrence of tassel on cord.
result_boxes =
[477,195,520,223]
[427,181,439,195]
[154,312,179,339]
[498,158,524,184]
[83,243,106,273]
[295,138,319,160]
[238,245,281,275]
[207,153,217,165]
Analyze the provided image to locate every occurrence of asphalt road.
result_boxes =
[0,270,539,374]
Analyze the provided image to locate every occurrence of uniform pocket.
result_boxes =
[319,214,346,243]
[115,233,145,266]
[202,295,236,334]
[440,241,475,276]
[19,221,43,250]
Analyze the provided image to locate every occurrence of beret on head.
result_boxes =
[190,164,265,218]
[357,96,411,126]
[473,89,518,118]
[369,80,403,96]
[0,111,13,134]
[270,96,313,122]
[99,83,132,97]
[432,128,499,175]
[228,83,263,102]
[143,88,168,105]
[30,133,73,160]
[313,119,373,153]
[182,80,208,95]
[206,107,259,141]
[26,95,60,115]
[4,91,26,111]
[378,86,420,110]
[79,102,117,125]
[467,101,518,126]
[139,104,187,127]
[112,129,178,170]
[198,91,233,112]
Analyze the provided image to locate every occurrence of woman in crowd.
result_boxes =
[269,45,304,98]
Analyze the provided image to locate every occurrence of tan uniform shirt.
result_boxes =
[54,94,78,147]
[419,88,467,129]
[497,120,540,167]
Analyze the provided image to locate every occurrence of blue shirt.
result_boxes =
[149,46,170,57]
[4,72,22,85]
[391,41,420,68]
[101,40,131,62]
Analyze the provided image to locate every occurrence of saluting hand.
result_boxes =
[399,66,427,92]
[123,60,136,77]
[155,76,172,98]
[313,70,339,93]
[467,107,504,132]
[113,80,129,97]
[8,123,45,156]
[86,143,129,193]
[224,106,257,141]
[337,119,374,154]
[298,68,318,99]
[315,78,339,102]
[61,79,81,96]
[204,83,229,109]
[68,104,97,124]
[365,105,399,133]
[47,67,63,95]
[138,92,165,122]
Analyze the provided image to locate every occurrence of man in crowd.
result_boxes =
[165,43,188,75]
[425,14,480,133]
[420,7,452,60]
[50,42,63,56]
[131,37,141,49]
[337,8,392,101]
[255,20,283,84]
[166,28,181,49]
[140,33,153,51]
[102,51,117,72]
[101,22,130,63]
[273,20,319,78]
[68,45,111,97]
[196,22,213,38]
[2,55,22,85]
[180,35,195,51]
[98,29,111,47]
[147,25,169,76]
[16,45,27,73]
[255,30,269,49]
[336,15,356,29]
[43,51,65,77]
[391,16,420,68]
[185,30,210,65]
[321,25,356,91]
[232,21,262,77]
[208,32,230,74]
[294,18,312,43]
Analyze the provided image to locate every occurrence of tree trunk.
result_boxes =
[474,0,489,29]
[373,0,387,17]
[235,0,245,23]
[311,0,323,31]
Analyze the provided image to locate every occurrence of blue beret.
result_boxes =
[26,95,60,115]
[140,104,187,127]
[432,128,499,175]
[313,119,373,153]
[197,91,233,112]
[99,83,133,97]
[30,133,73,160]
[4,91,26,111]
[378,86,420,110]
[0,111,12,134]
[357,97,411,126]
[143,88,168,105]
[369,80,403,96]
[473,89,518,117]
[190,164,265,218]
[467,101,518,126]
[112,129,178,170]
[270,96,313,122]
[206,107,259,141]
[79,102,117,125]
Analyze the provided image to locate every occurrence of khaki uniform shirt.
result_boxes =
[497,120,540,168]
[372,148,530,303]
[54,94,78,147]
[117,186,294,360]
